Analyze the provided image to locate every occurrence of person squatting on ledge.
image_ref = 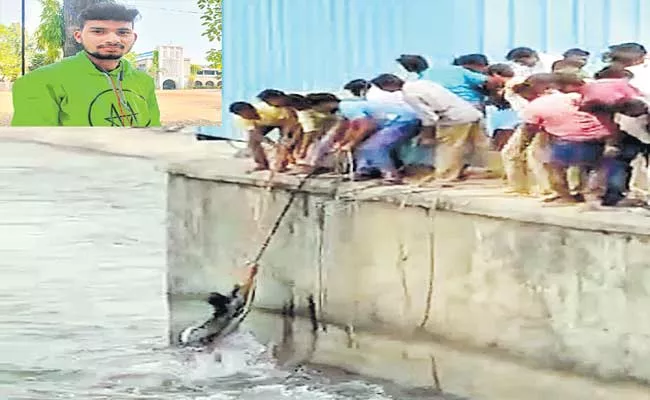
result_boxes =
[230,43,650,209]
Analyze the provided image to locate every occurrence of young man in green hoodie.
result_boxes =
[11,2,161,127]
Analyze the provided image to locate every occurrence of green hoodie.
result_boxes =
[11,51,161,127]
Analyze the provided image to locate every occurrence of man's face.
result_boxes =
[74,20,137,60]
[566,55,588,68]
[558,83,584,94]
[516,55,538,67]
[238,109,261,120]
[264,96,289,107]
[379,83,401,93]
[463,64,488,73]
[313,101,339,113]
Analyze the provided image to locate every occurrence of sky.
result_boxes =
[0,0,215,65]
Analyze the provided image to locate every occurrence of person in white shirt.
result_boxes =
[605,42,650,97]
[506,47,548,79]
[370,73,487,181]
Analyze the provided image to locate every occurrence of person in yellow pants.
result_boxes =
[501,74,555,195]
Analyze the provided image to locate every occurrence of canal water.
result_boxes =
[0,142,458,400]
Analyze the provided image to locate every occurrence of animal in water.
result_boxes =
[179,265,258,347]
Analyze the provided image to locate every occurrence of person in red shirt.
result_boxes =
[522,76,613,205]
[583,66,650,206]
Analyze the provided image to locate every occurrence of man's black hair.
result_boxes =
[453,53,489,66]
[506,47,538,61]
[563,48,590,58]
[79,2,140,28]
[343,79,371,97]
[287,93,312,110]
[609,42,647,55]
[487,63,515,78]
[257,89,286,101]
[396,54,429,73]
[603,43,648,65]
[370,74,404,89]
[229,101,255,114]
[594,65,634,80]
[305,92,340,105]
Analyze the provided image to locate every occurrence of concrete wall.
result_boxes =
[167,163,650,392]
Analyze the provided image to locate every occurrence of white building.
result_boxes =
[193,68,221,88]
[136,45,191,90]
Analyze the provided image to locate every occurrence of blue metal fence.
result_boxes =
[209,0,650,139]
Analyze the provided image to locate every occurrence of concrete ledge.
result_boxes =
[168,158,650,236]
[3,127,648,236]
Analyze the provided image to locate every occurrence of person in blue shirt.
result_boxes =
[342,99,420,184]
[307,92,420,184]
[396,53,509,111]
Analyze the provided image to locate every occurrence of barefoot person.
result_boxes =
[370,73,487,181]
[11,2,160,127]
[229,91,300,172]
[521,76,616,205]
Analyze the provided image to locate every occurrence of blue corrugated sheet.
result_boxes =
[212,0,650,138]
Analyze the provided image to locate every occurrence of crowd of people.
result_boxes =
[229,43,650,208]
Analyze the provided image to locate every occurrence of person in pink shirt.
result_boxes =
[582,65,650,206]
[579,66,644,135]
[522,75,614,205]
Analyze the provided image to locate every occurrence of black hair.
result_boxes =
[551,59,585,72]
[487,63,514,78]
[370,73,404,90]
[453,53,489,66]
[257,89,286,101]
[343,79,371,97]
[610,42,647,55]
[511,73,556,96]
[506,47,538,61]
[396,54,429,73]
[79,2,140,28]
[594,65,634,80]
[287,93,312,110]
[229,101,255,114]
[563,48,590,58]
[552,72,585,87]
[603,42,648,65]
[305,92,340,105]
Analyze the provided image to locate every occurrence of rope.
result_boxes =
[251,170,317,264]
[346,150,355,182]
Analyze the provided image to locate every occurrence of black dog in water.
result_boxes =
[179,265,258,347]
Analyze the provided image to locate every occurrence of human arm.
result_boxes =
[336,118,377,151]
[10,74,62,126]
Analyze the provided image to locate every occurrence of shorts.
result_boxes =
[550,140,604,167]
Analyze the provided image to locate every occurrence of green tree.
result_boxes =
[197,0,222,72]
[29,51,50,71]
[146,49,160,87]
[35,0,64,64]
[206,48,222,71]
[188,63,203,88]
[0,23,22,81]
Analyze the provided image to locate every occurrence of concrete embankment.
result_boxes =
[2,128,650,400]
